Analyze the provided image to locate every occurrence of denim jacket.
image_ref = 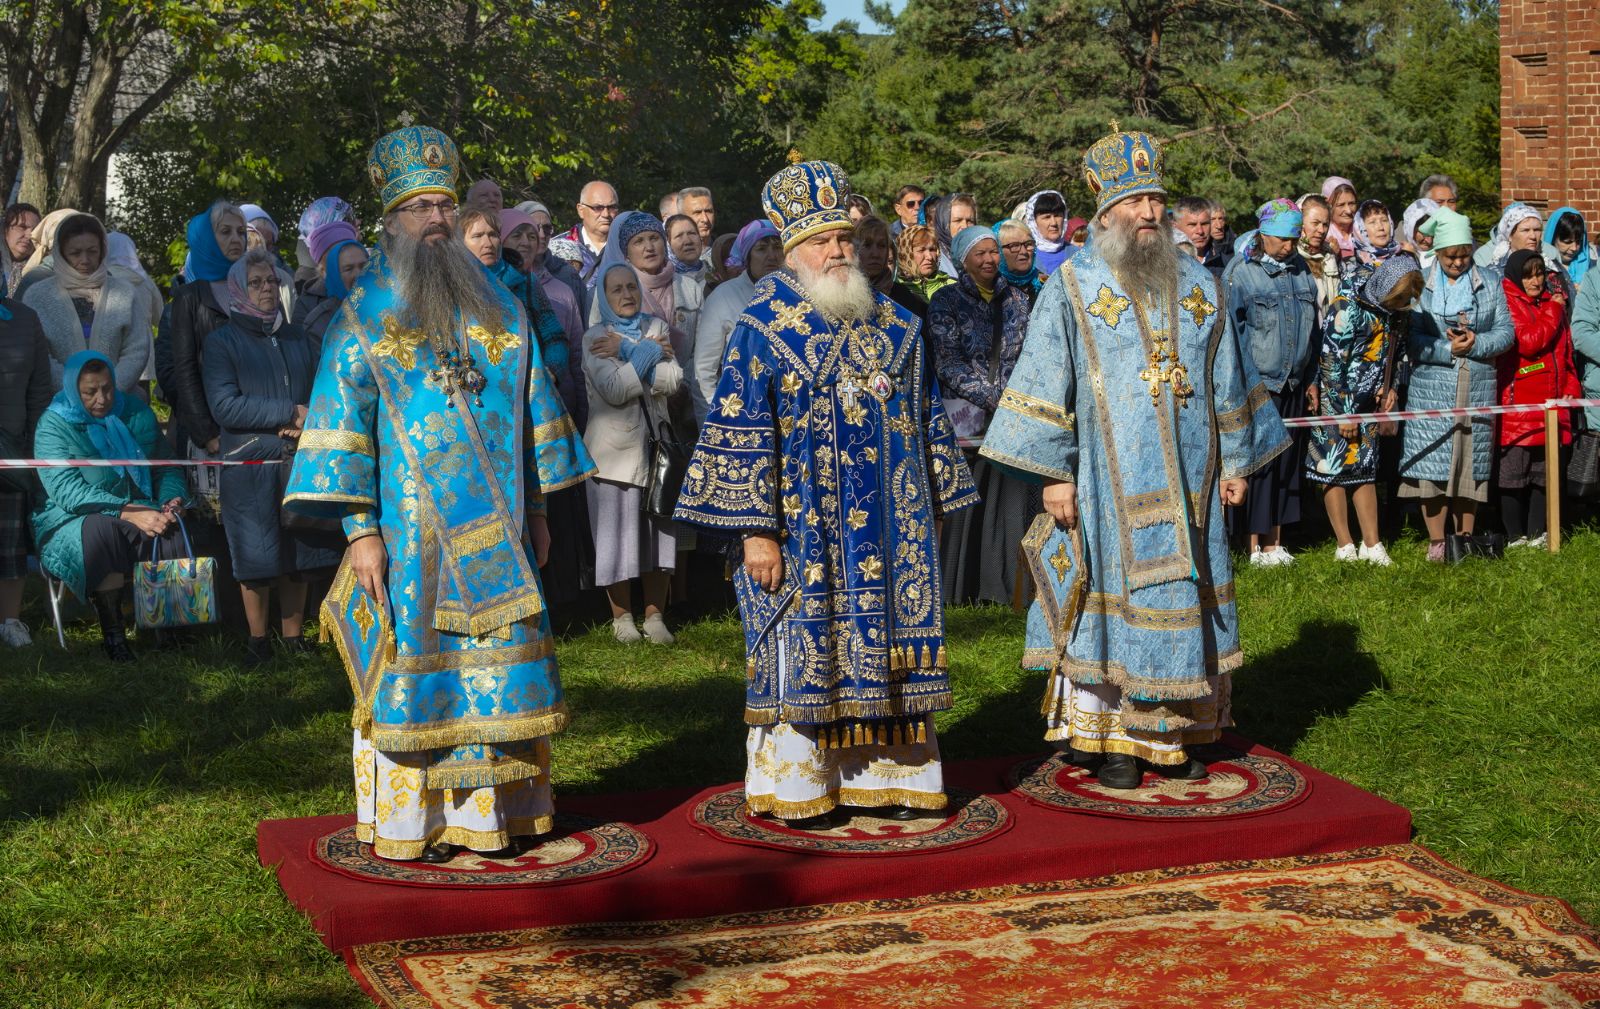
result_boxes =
[1222,246,1320,393]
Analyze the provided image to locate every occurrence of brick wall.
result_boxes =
[1501,0,1600,236]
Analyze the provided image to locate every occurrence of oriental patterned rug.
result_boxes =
[1008,744,1312,821]
[310,814,653,888]
[348,844,1600,1009]
[688,786,1011,856]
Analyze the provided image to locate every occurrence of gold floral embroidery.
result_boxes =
[467,325,520,366]
[846,508,868,530]
[373,317,425,369]
[858,554,884,581]
[804,561,825,585]
[1087,286,1131,329]
[719,392,746,417]
[1180,285,1216,328]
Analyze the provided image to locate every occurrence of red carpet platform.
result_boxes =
[258,736,1410,952]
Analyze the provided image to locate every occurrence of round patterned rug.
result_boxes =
[1008,746,1312,821]
[689,787,1012,856]
[310,814,654,888]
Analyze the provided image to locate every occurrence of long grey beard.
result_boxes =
[384,226,505,339]
[1094,219,1180,302]
[791,258,876,324]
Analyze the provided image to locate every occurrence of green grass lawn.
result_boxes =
[3,530,1598,1007]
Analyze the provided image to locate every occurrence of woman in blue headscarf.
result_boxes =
[1544,207,1594,295]
[31,350,188,660]
[581,260,685,645]
[156,200,247,458]
[993,219,1045,306]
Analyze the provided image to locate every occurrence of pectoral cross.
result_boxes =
[1138,332,1194,407]
[837,371,864,412]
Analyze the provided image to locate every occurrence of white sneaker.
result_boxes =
[1359,542,1394,567]
[611,615,642,644]
[1264,546,1295,566]
[1507,537,1530,549]
[1333,543,1360,562]
[1528,533,1548,549]
[641,612,675,645]
[0,619,31,648]
[1249,549,1273,568]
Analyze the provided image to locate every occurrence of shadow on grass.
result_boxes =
[1231,617,1386,753]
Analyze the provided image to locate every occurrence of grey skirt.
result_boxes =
[586,478,678,586]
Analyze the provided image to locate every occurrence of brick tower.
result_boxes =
[1500,0,1600,231]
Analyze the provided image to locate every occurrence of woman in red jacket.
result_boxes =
[1497,249,1580,546]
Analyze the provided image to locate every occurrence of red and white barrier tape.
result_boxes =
[1280,397,1600,429]
[0,457,279,469]
[955,398,1600,449]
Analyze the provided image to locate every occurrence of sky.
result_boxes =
[813,0,906,30]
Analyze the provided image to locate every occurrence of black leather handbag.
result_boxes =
[642,407,691,521]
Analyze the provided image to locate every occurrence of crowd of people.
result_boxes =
[1,152,1598,667]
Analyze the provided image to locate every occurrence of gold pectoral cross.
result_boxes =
[1138,332,1195,407]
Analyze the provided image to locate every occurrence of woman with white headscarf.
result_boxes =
[1475,203,1544,274]
[1022,190,1071,275]
[20,213,151,393]
[1399,198,1440,270]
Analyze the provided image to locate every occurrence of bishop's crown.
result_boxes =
[1082,125,1166,215]
[761,160,855,251]
[368,125,460,214]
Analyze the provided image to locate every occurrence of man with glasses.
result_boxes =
[567,180,620,287]
[1418,174,1460,211]
[286,125,594,863]
[891,185,926,239]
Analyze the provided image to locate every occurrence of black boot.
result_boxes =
[92,591,135,663]
[244,635,273,666]
[1156,753,1210,780]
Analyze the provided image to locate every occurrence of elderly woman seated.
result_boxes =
[31,350,188,661]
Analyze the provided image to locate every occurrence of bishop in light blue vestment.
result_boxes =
[284,127,593,860]
[676,161,977,822]
[983,128,1287,778]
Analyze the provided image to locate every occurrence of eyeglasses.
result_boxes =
[580,202,621,215]
[533,224,555,237]
[246,276,278,291]
[900,199,921,209]
[1002,241,1035,253]
[396,199,457,220]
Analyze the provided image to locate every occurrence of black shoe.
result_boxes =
[1157,755,1210,780]
[280,635,315,656]
[511,834,541,855]
[478,844,521,859]
[881,805,922,821]
[92,591,135,663]
[1095,753,1144,790]
[780,811,837,831]
[243,635,273,666]
[414,842,457,863]
[1061,745,1104,769]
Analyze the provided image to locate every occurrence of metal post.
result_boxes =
[1545,406,1561,553]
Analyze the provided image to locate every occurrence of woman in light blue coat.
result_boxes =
[1400,210,1515,561]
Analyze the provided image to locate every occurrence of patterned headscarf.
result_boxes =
[1255,198,1303,239]
[1480,203,1543,269]
[726,219,779,272]
[226,255,283,324]
[1359,251,1421,310]
[1023,190,1068,253]
[1352,200,1398,262]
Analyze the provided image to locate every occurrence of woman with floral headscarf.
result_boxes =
[293,196,355,291]
[1351,200,1399,266]
[203,248,339,663]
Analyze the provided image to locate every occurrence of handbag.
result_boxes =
[642,402,691,521]
[1568,430,1600,500]
[133,517,218,629]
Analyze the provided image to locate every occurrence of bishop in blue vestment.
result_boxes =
[982,128,1288,788]
[676,161,978,826]
[284,126,593,860]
